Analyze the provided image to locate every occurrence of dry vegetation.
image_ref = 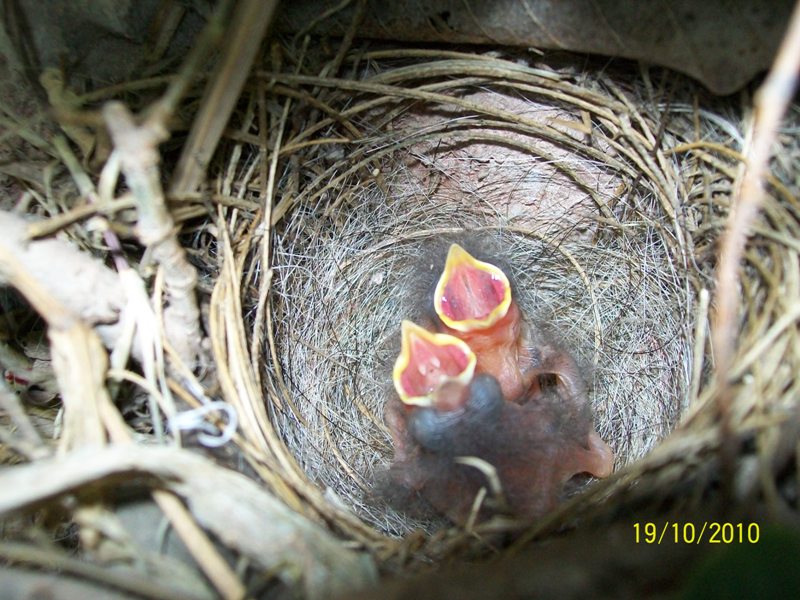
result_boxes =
[1,2,800,598]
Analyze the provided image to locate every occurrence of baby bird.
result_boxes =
[385,318,614,525]
[392,320,476,408]
[431,243,533,401]
[386,320,477,468]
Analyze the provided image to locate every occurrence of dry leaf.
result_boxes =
[277,0,793,94]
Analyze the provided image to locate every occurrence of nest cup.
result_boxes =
[252,49,739,537]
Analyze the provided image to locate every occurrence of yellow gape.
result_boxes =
[392,320,476,406]
[434,243,511,332]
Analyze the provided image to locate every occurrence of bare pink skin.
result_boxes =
[383,245,613,524]
[437,301,533,401]
[383,366,614,525]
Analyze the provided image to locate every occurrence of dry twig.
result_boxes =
[103,102,205,370]
[169,0,279,195]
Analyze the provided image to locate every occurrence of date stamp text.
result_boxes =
[633,522,760,544]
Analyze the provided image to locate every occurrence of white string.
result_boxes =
[169,401,238,448]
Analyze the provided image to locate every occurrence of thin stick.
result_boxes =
[249,81,290,372]
[711,0,800,504]
[688,288,711,409]
[713,1,800,379]
[169,0,278,195]
[103,102,205,369]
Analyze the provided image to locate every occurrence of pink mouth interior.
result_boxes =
[400,335,471,397]
[439,265,506,322]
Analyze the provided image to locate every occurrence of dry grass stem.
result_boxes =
[169,0,279,196]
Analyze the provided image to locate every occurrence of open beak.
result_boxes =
[393,320,476,406]
[434,243,512,333]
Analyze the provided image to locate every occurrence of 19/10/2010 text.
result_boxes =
[633,522,760,544]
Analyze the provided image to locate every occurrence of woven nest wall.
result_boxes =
[263,52,699,536]
[209,40,800,571]
[2,9,800,600]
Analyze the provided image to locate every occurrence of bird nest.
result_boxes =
[2,21,800,600]
[266,52,699,536]
[203,40,800,567]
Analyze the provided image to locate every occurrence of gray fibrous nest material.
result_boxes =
[264,52,706,535]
